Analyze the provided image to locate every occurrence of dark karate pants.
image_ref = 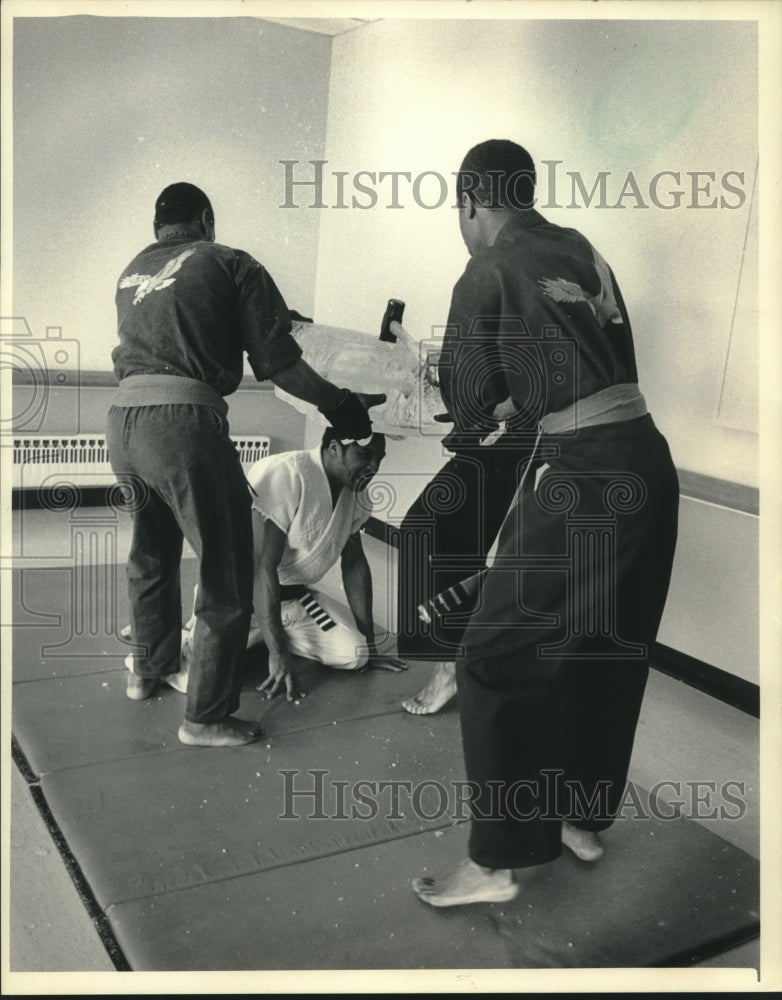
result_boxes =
[456,415,680,869]
[107,403,253,724]
[396,445,526,661]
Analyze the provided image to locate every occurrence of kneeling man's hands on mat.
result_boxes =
[364,641,407,673]
[259,649,305,702]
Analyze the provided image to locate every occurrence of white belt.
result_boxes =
[115,374,228,416]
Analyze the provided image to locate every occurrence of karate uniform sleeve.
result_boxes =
[234,252,303,381]
[249,460,302,535]
[440,255,511,430]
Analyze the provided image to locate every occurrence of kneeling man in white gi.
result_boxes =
[159,429,405,700]
[246,428,404,699]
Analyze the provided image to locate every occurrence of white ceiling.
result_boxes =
[260,18,378,36]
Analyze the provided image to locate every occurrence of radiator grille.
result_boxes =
[11,433,270,489]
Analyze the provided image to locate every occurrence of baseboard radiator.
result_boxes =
[11,433,270,491]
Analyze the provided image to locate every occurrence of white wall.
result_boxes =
[311,16,760,683]
[657,498,758,683]
[11,14,760,488]
[314,17,758,489]
[12,16,332,371]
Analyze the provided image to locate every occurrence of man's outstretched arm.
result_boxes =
[253,512,301,701]
[271,359,385,442]
[340,532,406,673]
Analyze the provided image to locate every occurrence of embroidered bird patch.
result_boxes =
[538,247,623,327]
[119,246,198,305]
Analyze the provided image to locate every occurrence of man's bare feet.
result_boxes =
[126,649,188,696]
[126,673,158,700]
[412,857,518,907]
[178,717,264,747]
[561,821,604,861]
[402,661,457,715]
[162,630,192,694]
[164,667,189,694]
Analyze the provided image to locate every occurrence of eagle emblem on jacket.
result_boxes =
[119,247,198,305]
[538,247,623,327]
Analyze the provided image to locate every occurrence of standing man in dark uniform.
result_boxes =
[412,141,679,906]
[397,443,526,715]
[397,343,530,715]
[108,182,383,748]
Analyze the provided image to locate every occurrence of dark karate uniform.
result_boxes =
[396,241,534,662]
[395,444,525,661]
[107,236,301,724]
[443,211,679,870]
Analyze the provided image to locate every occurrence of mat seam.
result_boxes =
[10,733,38,783]
[20,705,421,777]
[11,667,130,686]
[102,819,469,910]
[15,731,760,970]
[11,735,133,972]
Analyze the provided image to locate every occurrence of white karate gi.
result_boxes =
[246,446,374,670]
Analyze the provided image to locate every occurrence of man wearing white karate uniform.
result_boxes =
[247,427,405,699]
[166,428,405,700]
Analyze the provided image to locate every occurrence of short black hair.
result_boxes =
[154,182,214,226]
[457,139,536,210]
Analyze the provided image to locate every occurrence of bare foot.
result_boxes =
[164,667,189,695]
[127,648,189,696]
[126,673,158,700]
[178,717,264,747]
[120,623,132,640]
[163,629,192,694]
[412,857,518,907]
[402,661,457,715]
[561,821,603,861]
